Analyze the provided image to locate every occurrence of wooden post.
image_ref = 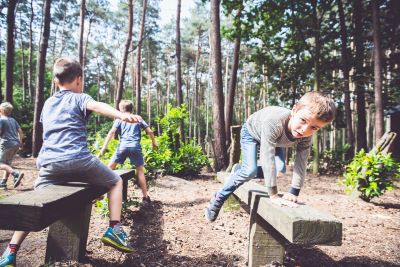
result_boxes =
[45,203,92,263]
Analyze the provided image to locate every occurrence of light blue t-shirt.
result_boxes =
[37,90,93,168]
[0,117,20,148]
[113,119,149,149]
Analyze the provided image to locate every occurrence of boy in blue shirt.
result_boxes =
[99,100,158,206]
[0,57,141,266]
[0,102,24,190]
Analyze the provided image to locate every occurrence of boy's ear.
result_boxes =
[291,104,298,116]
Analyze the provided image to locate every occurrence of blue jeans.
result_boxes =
[216,123,286,202]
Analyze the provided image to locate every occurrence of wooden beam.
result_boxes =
[217,172,342,245]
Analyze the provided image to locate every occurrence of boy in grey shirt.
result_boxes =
[0,102,24,190]
[0,57,142,266]
[205,92,336,222]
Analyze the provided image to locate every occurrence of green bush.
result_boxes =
[341,149,400,202]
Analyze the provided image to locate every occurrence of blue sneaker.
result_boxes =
[0,252,16,267]
[101,227,134,253]
[12,172,24,188]
[205,194,224,222]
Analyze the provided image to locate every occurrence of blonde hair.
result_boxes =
[296,92,336,123]
[53,57,82,85]
[0,102,14,116]
[119,100,133,113]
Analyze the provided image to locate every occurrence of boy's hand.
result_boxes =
[152,140,159,150]
[98,147,106,158]
[270,194,299,208]
[283,193,298,203]
[121,113,143,123]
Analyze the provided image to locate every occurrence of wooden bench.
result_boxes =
[217,172,342,266]
[0,169,134,263]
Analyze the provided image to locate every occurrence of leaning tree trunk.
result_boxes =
[5,0,18,103]
[372,0,384,142]
[210,0,228,171]
[337,0,355,160]
[225,6,242,146]
[135,0,147,114]
[353,0,367,151]
[32,0,51,157]
[115,0,134,109]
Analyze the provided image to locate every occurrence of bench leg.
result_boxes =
[122,178,128,201]
[248,212,286,267]
[45,203,92,263]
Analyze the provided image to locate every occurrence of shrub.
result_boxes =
[341,149,400,202]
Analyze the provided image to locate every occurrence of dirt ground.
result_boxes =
[0,155,399,267]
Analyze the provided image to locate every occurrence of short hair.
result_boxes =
[296,92,336,123]
[119,100,133,113]
[0,102,13,116]
[53,57,82,85]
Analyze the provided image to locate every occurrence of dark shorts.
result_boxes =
[110,146,144,166]
[34,154,121,190]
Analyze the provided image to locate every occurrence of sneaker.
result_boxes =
[205,194,224,222]
[141,196,152,207]
[12,172,24,188]
[0,181,6,190]
[231,163,241,176]
[101,226,135,253]
[0,252,16,267]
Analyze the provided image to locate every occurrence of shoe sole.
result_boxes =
[101,237,135,253]
[13,173,24,188]
[204,208,216,222]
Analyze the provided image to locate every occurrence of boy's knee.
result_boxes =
[239,166,258,178]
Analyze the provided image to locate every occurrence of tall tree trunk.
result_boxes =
[147,45,151,124]
[5,0,18,103]
[372,0,384,142]
[225,6,242,145]
[311,0,321,174]
[210,0,228,171]
[28,0,34,102]
[353,0,367,151]
[116,0,134,109]
[135,0,147,114]
[32,0,51,157]
[19,11,28,101]
[337,0,355,160]
[78,0,86,90]
[175,0,185,142]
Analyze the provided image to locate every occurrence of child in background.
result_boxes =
[0,102,24,190]
[0,57,142,267]
[99,100,158,206]
[205,92,336,222]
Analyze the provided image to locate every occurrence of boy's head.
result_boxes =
[289,92,336,138]
[119,100,133,113]
[0,102,13,116]
[53,57,83,89]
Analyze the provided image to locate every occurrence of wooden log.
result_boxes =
[217,172,342,246]
[45,203,92,262]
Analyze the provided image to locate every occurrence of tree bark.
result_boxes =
[5,0,18,103]
[353,0,367,151]
[78,0,85,65]
[225,6,242,145]
[175,0,185,142]
[28,0,34,102]
[135,0,147,114]
[32,0,51,157]
[372,0,384,142]
[337,0,355,159]
[115,0,134,109]
[210,0,228,171]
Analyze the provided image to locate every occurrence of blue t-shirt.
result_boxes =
[37,90,93,167]
[0,117,20,148]
[113,119,149,149]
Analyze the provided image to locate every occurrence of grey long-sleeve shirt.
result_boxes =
[246,106,312,195]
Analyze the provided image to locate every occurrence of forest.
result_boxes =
[1,0,399,175]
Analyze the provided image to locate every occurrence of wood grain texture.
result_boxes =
[217,172,342,246]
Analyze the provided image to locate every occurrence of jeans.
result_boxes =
[216,124,286,202]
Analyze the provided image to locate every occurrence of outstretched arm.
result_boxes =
[99,127,117,157]
[18,128,23,147]
[145,127,158,149]
[86,100,142,123]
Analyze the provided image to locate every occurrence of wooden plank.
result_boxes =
[0,185,107,231]
[217,172,342,245]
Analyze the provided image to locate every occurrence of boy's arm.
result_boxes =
[145,127,158,149]
[287,139,311,198]
[99,127,117,156]
[18,128,23,147]
[86,100,142,123]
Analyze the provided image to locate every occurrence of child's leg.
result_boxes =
[135,165,148,198]
[0,231,29,265]
[107,178,123,221]
[9,231,29,246]
[108,161,118,170]
[0,164,13,181]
